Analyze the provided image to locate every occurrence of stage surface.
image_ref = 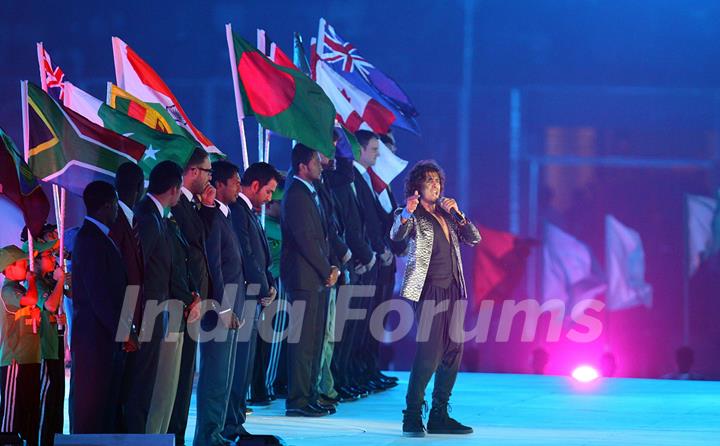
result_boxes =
[62,371,720,445]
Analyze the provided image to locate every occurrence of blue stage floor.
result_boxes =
[64,371,720,445]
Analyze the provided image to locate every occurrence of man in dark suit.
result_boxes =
[282,144,340,417]
[124,161,183,433]
[351,130,396,393]
[195,160,244,446]
[108,162,145,431]
[169,148,216,445]
[228,162,280,412]
[71,181,130,433]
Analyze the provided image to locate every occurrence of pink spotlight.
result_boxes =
[572,365,600,383]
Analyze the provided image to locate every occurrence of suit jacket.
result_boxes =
[316,178,350,268]
[204,206,245,329]
[229,199,274,298]
[171,194,213,300]
[72,220,128,349]
[353,165,389,255]
[280,178,332,291]
[390,207,481,301]
[109,210,144,328]
[134,196,172,302]
[325,162,374,266]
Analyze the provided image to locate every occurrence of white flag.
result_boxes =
[686,194,717,276]
[542,223,606,310]
[605,215,653,310]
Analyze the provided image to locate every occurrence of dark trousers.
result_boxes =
[123,326,163,432]
[40,336,65,446]
[194,328,237,446]
[70,338,125,434]
[1,362,40,446]
[285,288,328,409]
[331,268,367,388]
[250,328,271,401]
[222,303,259,436]
[168,330,197,445]
[349,265,378,384]
[405,282,463,410]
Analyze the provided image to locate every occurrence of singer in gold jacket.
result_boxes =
[390,160,480,438]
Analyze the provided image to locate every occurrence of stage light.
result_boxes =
[571,365,599,383]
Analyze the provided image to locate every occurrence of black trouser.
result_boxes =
[40,335,64,446]
[405,282,463,411]
[1,362,40,446]
[332,267,369,388]
[265,282,288,397]
[123,299,166,433]
[250,327,271,401]
[222,301,259,436]
[350,265,378,384]
[285,288,328,409]
[167,328,197,445]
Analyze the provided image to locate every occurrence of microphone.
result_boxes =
[439,197,466,224]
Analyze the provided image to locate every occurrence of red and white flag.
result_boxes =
[314,51,395,134]
[367,139,407,213]
[112,37,223,158]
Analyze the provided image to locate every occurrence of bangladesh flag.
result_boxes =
[227,26,336,157]
[63,82,197,176]
[26,82,145,196]
[0,127,50,238]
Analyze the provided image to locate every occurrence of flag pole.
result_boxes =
[21,80,38,335]
[21,80,34,272]
[225,23,250,170]
[36,43,66,330]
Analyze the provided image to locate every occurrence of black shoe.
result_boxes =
[426,404,473,434]
[245,407,253,415]
[402,408,426,437]
[312,402,336,415]
[286,405,328,417]
[378,371,399,382]
[320,393,340,404]
[336,387,360,402]
[318,395,339,406]
[248,397,272,406]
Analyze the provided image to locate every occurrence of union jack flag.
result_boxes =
[316,18,420,134]
[37,44,65,100]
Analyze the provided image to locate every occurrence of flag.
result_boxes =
[26,82,144,195]
[0,127,50,238]
[315,58,396,134]
[227,28,336,157]
[112,37,224,159]
[473,225,536,302]
[334,125,361,161]
[62,82,196,176]
[37,43,65,100]
[605,215,653,310]
[317,18,420,134]
[686,194,717,276]
[367,139,408,213]
[542,223,607,311]
[257,29,297,70]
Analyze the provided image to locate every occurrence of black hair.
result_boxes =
[115,162,145,195]
[210,160,240,187]
[291,143,317,173]
[147,160,183,195]
[354,130,378,148]
[83,181,117,214]
[379,133,394,146]
[184,147,209,172]
[404,160,445,198]
[241,162,282,188]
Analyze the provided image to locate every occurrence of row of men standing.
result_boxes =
[280,130,404,416]
[71,148,281,446]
